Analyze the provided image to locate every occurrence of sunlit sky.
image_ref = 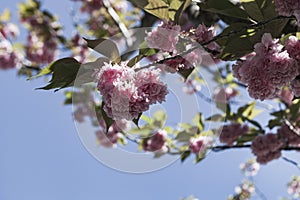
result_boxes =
[1,1,300,200]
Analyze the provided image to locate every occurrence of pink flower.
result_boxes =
[213,87,238,103]
[274,0,300,24]
[95,62,168,120]
[142,130,166,152]
[233,33,298,100]
[287,176,300,198]
[290,78,300,97]
[286,36,300,62]
[183,79,201,95]
[189,136,213,154]
[278,87,294,105]
[0,39,21,70]
[251,134,285,164]
[146,20,181,53]
[277,124,300,146]
[25,32,58,64]
[219,123,249,146]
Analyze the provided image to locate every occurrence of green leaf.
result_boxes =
[193,113,204,131]
[129,0,169,19]
[153,110,167,128]
[205,114,226,121]
[36,58,80,91]
[241,0,265,21]
[133,113,142,128]
[268,118,282,129]
[200,0,249,20]
[178,67,194,80]
[175,130,194,142]
[169,0,192,22]
[83,38,120,63]
[236,132,259,144]
[237,101,256,118]
[180,150,191,162]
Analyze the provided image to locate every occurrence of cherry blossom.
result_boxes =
[189,136,213,154]
[219,123,249,146]
[146,20,181,53]
[251,133,285,164]
[142,130,167,152]
[95,62,168,120]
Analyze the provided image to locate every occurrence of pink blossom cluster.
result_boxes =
[0,22,19,39]
[274,0,300,24]
[146,20,181,53]
[95,119,129,148]
[71,34,90,63]
[25,33,58,64]
[233,33,299,100]
[95,62,168,120]
[239,159,260,177]
[182,79,201,95]
[189,136,214,154]
[213,87,238,103]
[233,180,255,200]
[219,123,249,146]
[0,21,21,70]
[278,87,294,105]
[251,133,285,164]
[72,0,103,13]
[0,39,21,70]
[277,124,300,147]
[142,129,166,152]
[287,176,300,199]
[20,7,61,65]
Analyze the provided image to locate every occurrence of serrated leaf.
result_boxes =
[153,110,167,128]
[36,58,80,91]
[83,38,120,63]
[241,0,264,21]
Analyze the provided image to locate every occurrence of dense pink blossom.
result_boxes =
[189,136,213,154]
[286,36,300,62]
[219,123,249,146]
[277,124,300,146]
[274,0,300,24]
[188,24,214,44]
[73,0,103,13]
[290,78,300,97]
[233,33,298,100]
[279,87,294,105]
[26,33,58,64]
[251,133,285,164]
[146,20,181,53]
[0,39,21,70]
[95,62,168,120]
[142,130,166,152]
[213,87,238,103]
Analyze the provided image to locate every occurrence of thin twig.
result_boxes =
[102,0,133,46]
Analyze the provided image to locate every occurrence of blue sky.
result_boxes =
[0,1,300,200]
